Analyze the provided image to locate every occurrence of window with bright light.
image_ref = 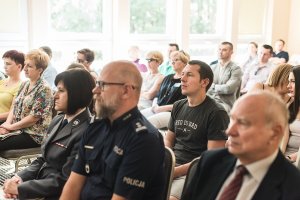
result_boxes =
[130,0,166,34]
[47,0,105,73]
[50,0,103,33]
[189,0,224,63]
[190,0,218,34]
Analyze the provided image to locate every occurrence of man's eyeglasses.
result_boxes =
[96,81,136,90]
[146,58,158,63]
[96,81,125,90]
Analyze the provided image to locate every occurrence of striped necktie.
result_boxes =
[219,165,248,200]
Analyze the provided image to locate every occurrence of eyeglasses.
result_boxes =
[171,58,181,63]
[146,58,158,63]
[96,81,125,91]
[96,81,136,91]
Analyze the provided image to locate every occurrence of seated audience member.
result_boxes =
[0,50,24,122]
[182,91,300,200]
[3,69,95,199]
[39,46,58,90]
[159,43,179,76]
[60,60,165,200]
[0,49,53,151]
[249,63,292,103]
[240,41,258,72]
[141,50,189,128]
[66,62,86,70]
[139,50,164,109]
[76,48,98,79]
[67,63,96,115]
[165,60,229,200]
[207,41,242,113]
[241,44,273,94]
[283,66,300,163]
[128,45,147,73]
[272,39,289,64]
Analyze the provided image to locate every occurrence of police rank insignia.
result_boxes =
[73,119,80,126]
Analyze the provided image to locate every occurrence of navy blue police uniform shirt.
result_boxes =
[72,107,165,200]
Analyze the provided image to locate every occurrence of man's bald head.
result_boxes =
[235,91,289,131]
[101,60,142,95]
[227,91,289,164]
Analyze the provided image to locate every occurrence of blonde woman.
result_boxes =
[249,63,292,104]
[141,50,189,128]
[139,50,165,109]
[0,49,53,150]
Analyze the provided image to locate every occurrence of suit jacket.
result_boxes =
[17,109,91,200]
[207,61,242,112]
[182,148,300,200]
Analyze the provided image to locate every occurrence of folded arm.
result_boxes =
[213,67,242,94]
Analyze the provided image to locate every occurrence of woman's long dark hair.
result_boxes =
[288,65,300,123]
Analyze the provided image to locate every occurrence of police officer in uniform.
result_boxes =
[60,60,165,200]
[3,69,95,199]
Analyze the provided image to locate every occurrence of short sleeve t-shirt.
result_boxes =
[168,97,229,165]
[273,51,289,62]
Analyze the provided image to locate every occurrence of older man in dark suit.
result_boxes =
[182,91,300,200]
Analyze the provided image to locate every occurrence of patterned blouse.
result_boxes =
[13,78,53,144]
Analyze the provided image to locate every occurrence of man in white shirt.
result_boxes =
[181,91,300,200]
[241,44,273,93]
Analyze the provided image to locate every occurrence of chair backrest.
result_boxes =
[181,157,200,198]
[163,146,175,200]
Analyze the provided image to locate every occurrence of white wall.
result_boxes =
[288,0,300,58]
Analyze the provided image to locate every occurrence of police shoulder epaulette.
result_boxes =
[134,120,147,133]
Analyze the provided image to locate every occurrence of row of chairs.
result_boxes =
[0,146,176,200]
[2,145,300,199]
[0,147,41,173]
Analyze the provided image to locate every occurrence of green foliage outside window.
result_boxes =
[190,0,217,34]
[50,0,102,32]
[130,0,166,34]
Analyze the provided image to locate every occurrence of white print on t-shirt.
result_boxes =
[175,120,198,130]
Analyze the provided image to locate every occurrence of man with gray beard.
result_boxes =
[60,60,165,200]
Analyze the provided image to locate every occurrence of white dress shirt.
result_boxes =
[216,150,278,200]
